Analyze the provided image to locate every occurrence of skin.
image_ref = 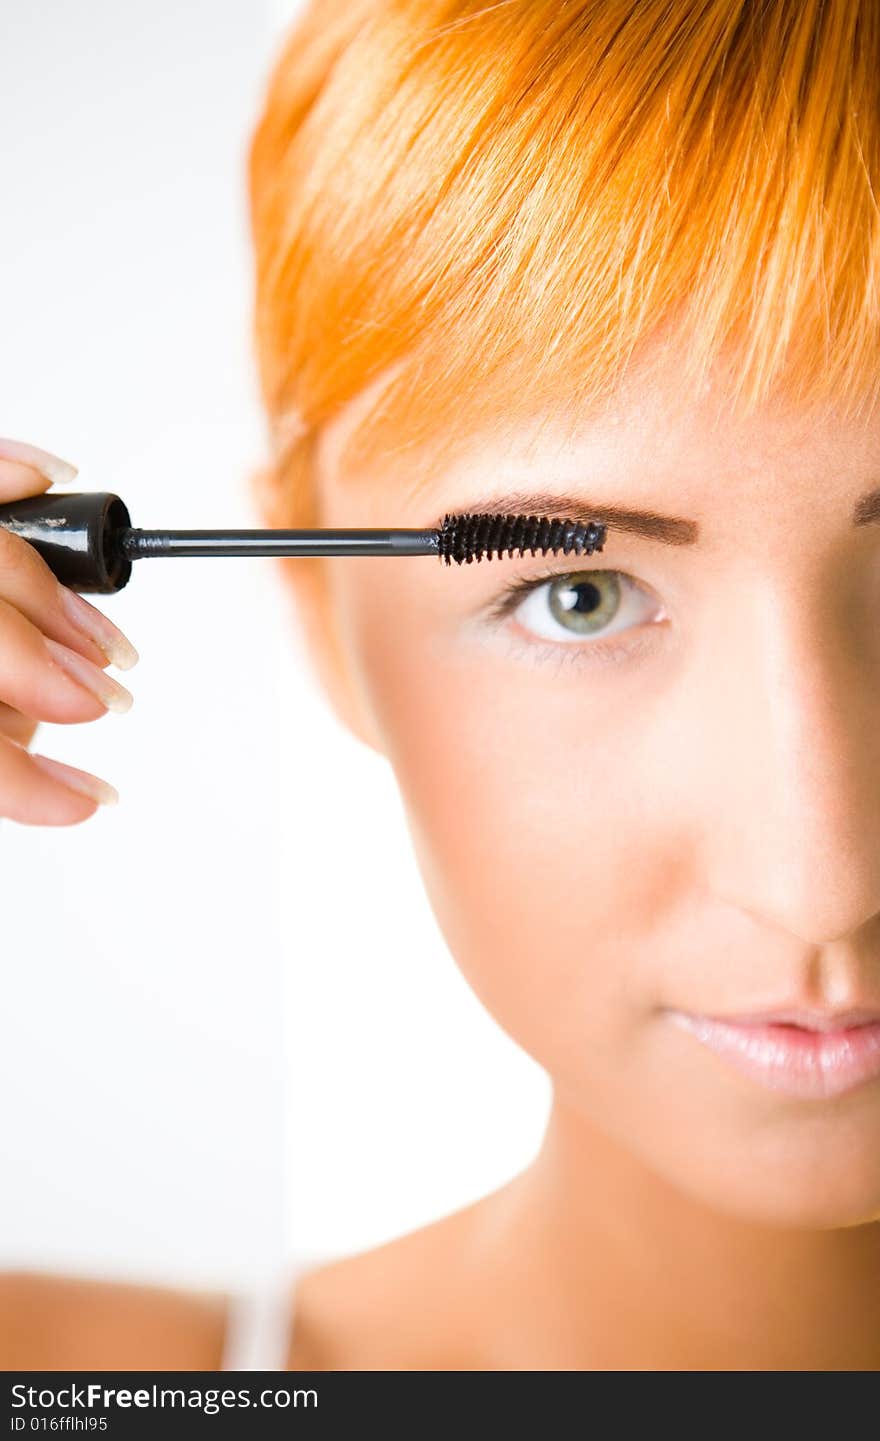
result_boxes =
[3,338,880,1368]
[266,337,880,1369]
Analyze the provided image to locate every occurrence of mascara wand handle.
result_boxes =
[120,528,440,558]
[0,491,132,594]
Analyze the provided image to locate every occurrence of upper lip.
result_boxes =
[684,1005,880,1032]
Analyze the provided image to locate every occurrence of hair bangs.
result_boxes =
[248,0,880,513]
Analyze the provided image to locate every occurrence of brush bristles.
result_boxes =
[437,512,606,565]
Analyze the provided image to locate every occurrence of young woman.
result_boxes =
[3,0,880,1370]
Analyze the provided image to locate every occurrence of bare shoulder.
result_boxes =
[287,1190,504,1371]
[0,1268,229,1370]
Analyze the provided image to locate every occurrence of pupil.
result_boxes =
[561,580,600,613]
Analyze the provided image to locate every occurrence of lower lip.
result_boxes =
[665,1011,880,1100]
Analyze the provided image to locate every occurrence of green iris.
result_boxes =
[548,571,621,635]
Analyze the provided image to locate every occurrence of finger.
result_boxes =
[0,595,133,723]
[0,734,117,825]
[0,701,38,748]
[0,527,139,672]
[0,437,78,499]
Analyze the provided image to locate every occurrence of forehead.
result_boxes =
[313,345,880,547]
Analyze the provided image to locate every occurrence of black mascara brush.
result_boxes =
[0,490,606,594]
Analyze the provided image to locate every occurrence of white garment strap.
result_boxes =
[221,1265,298,1372]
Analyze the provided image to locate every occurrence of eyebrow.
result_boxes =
[854,487,880,525]
[428,484,880,547]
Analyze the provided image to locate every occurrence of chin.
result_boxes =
[666,1120,880,1230]
[701,1177,880,1230]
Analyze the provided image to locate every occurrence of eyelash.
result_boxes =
[485,566,663,667]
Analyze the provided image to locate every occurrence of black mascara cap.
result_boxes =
[0,490,132,593]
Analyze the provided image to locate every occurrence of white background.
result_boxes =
[0,0,549,1296]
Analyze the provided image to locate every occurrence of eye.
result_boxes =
[489,568,663,654]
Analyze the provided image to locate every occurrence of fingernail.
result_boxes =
[0,437,79,487]
[57,584,140,670]
[44,636,134,713]
[30,752,118,806]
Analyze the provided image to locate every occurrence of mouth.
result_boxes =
[664,1006,880,1100]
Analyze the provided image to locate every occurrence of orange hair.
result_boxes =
[247,1,880,522]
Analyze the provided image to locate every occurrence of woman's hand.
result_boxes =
[0,439,138,825]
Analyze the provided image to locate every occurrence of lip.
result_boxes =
[665,1008,880,1100]
[710,1005,880,1032]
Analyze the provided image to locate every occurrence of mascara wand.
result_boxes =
[0,490,606,595]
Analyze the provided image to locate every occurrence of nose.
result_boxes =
[699,574,880,945]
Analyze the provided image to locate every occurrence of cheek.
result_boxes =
[338,570,697,1079]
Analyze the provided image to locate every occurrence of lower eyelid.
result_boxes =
[510,623,666,671]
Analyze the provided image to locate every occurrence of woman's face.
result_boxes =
[283,351,880,1228]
